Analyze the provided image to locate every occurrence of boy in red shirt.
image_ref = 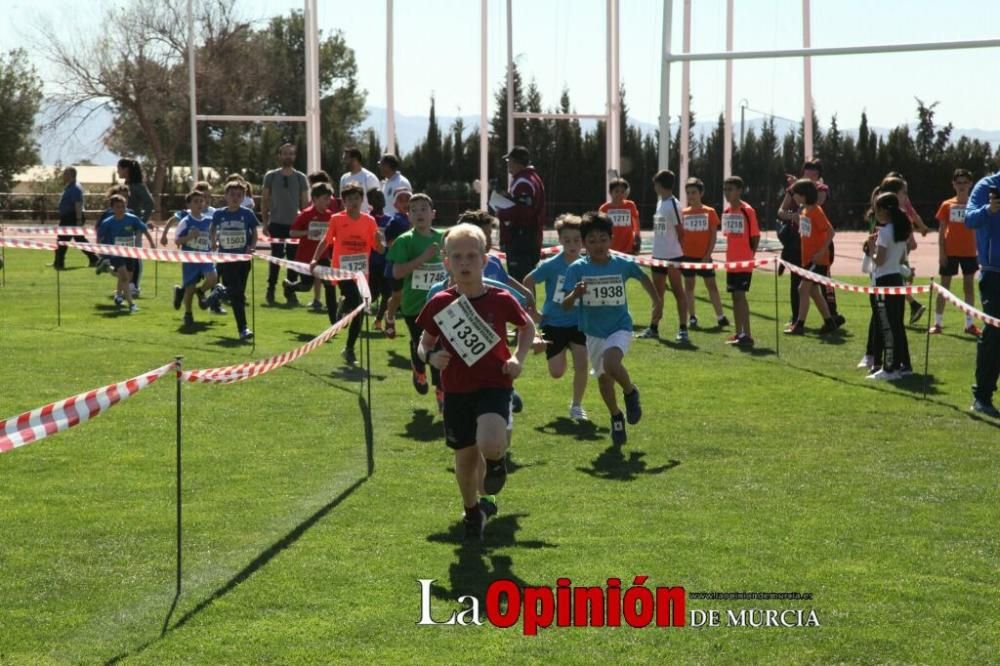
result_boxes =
[598,177,641,255]
[288,182,342,316]
[310,183,384,365]
[784,179,840,335]
[720,176,760,347]
[932,168,980,336]
[416,223,535,541]
[680,177,727,328]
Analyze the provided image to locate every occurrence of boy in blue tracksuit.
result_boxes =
[964,171,1000,417]
[211,181,259,342]
[97,194,156,314]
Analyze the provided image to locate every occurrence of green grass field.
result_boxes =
[1,249,997,665]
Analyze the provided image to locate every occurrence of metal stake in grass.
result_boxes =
[774,258,780,358]
[174,355,183,596]
[250,258,256,352]
[922,279,934,399]
[56,261,62,327]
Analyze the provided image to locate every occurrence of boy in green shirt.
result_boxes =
[387,194,448,400]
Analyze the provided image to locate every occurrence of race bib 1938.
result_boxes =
[340,253,369,274]
[581,274,626,307]
[412,262,447,291]
[682,214,709,232]
[432,294,502,366]
[721,213,745,235]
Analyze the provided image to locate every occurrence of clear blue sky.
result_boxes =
[5,0,1000,143]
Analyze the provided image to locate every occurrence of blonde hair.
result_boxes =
[443,223,488,254]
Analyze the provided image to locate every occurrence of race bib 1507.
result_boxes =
[581,274,626,307]
[432,295,502,366]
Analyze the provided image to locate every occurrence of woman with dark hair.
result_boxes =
[864,192,916,381]
[116,158,156,296]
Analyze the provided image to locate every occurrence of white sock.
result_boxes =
[965,315,974,327]
[935,313,943,326]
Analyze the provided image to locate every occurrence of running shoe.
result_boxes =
[173,285,183,310]
[239,328,254,341]
[183,312,194,327]
[384,319,397,339]
[736,335,755,348]
[483,457,507,494]
[784,321,806,335]
[909,303,926,324]
[373,318,383,331]
[857,355,874,369]
[113,293,124,307]
[724,334,741,344]
[866,368,900,381]
[464,508,487,542]
[342,347,357,365]
[611,412,627,445]
[511,389,524,413]
[623,386,641,424]
[265,288,276,305]
[965,324,982,337]
[675,329,690,343]
[436,388,445,413]
[569,404,589,422]
[971,399,1000,418]
[479,495,498,520]
[128,303,139,314]
[717,316,731,327]
[928,324,943,335]
[412,368,429,395]
[310,299,324,312]
[688,315,699,328]
[636,327,659,339]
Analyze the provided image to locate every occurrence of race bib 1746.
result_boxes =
[412,262,447,291]
[432,295,502,366]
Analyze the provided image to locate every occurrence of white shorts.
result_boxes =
[586,330,632,377]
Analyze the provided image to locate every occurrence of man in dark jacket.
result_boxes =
[964,171,1000,417]
[495,146,546,281]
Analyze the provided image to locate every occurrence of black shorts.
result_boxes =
[940,256,978,277]
[801,263,830,283]
[651,256,683,275]
[679,255,716,279]
[726,271,753,293]
[109,257,138,273]
[541,325,586,360]
[443,388,512,450]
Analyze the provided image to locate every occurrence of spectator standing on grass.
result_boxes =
[494,145,547,282]
[931,169,980,336]
[379,154,412,217]
[52,166,97,269]
[261,143,309,306]
[116,158,154,296]
[963,169,1000,418]
[340,146,380,213]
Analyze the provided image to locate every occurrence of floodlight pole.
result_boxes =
[304,0,321,172]
[678,0,691,207]
[479,0,489,210]
[188,0,198,182]
[506,0,514,189]
[723,0,733,179]
[658,0,673,171]
[386,0,396,155]
[802,0,813,161]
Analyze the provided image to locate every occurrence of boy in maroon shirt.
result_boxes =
[416,223,535,542]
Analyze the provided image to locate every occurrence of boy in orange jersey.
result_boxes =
[680,177,727,328]
[310,183,385,365]
[720,177,760,347]
[784,179,841,336]
[931,168,980,336]
[598,177,641,255]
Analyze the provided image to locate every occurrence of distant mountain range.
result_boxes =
[35,104,1000,167]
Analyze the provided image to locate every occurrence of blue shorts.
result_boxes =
[109,257,138,273]
[182,263,216,288]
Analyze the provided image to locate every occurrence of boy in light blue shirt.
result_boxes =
[524,214,590,421]
[562,212,662,445]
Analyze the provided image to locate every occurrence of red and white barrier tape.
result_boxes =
[260,236,301,245]
[0,238,58,251]
[65,241,251,263]
[0,362,175,453]
[258,254,371,301]
[1,225,93,236]
[779,260,932,296]
[614,250,772,271]
[182,304,365,384]
[932,282,1000,329]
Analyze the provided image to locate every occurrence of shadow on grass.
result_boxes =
[533,417,607,442]
[106,476,369,665]
[577,443,681,481]
[285,329,319,343]
[177,321,216,335]
[404,408,441,442]
[657,338,700,351]
[446,450,546,476]
[738,345,776,357]
[386,349,412,371]
[209,336,249,349]
[426,512,557,551]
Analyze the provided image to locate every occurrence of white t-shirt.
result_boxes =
[340,168,381,213]
[652,196,683,260]
[382,172,413,217]
[873,223,907,279]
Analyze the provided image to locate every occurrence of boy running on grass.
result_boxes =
[173,190,224,327]
[523,214,590,421]
[288,182,341,317]
[210,180,258,342]
[416,223,535,541]
[98,194,156,314]
[380,189,413,337]
[784,178,840,336]
[561,212,662,445]
[388,193,446,399]
[681,177,728,328]
[720,176,760,348]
